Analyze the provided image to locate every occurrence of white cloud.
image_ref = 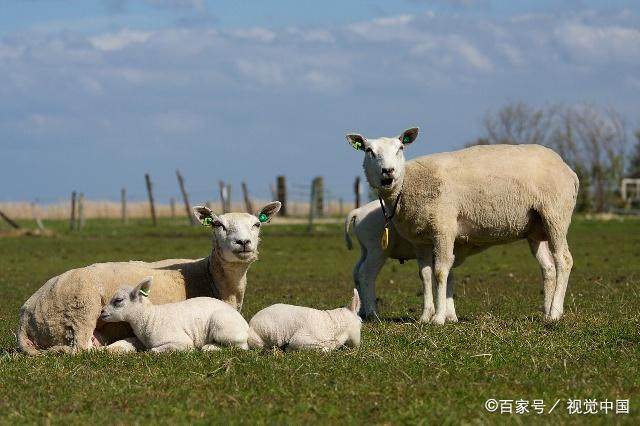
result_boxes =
[90,29,152,51]
[229,27,276,43]
[555,22,640,62]
[236,59,284,86]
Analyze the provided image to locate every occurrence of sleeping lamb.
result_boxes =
[247,290,362,351]
[17,201,280,355]
[346,127,578,324]
[101,277,249,352]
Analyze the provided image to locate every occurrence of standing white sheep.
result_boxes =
[100,277,249,352]
[346,128,578,324]
[17,202,280,355]
[247,290,362,351]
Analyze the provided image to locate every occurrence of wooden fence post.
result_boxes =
[70,191,77,231]
[77,193,85,230]
[313,176,324,218]
[242,181,254,213]
[277,175,287,216]
[354,177,361,209]
[121,188,128,224]
[176,170,196,226]
[307,178,317,233]
[170,197,176,219]
[226,183,232,213]
[219,181,228,213]
[0,209,20,229]
[145,174,157,226]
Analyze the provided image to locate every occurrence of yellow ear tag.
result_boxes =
[381,226,389,249]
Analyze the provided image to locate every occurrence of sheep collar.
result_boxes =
[378,191,402,250]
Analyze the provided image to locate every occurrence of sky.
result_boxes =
[1,0,639,203]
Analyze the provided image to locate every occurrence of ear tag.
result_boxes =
[139,288,149,297]
[381,226,389,250]
[202,217,213,227]
[402,135,411,144]
[352,141,362,151]
[258,213,268,223]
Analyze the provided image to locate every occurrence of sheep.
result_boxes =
[345,201,473,321]
[16,201,281,355]
[100,277,249,352]
[346,128,578,324]
[247,289,362,351]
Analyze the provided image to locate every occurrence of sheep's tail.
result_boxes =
[344,208,359,250]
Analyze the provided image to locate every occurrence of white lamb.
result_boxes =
[101,277,249,352]
[247,290,362,351]
[346,127,579,324]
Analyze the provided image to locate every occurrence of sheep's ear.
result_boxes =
[193,205,219,227]
[348,289,361,314]
[399,127,419,145]
[131,276,153,300]
[256,201,281,223]
[346,133,366,151]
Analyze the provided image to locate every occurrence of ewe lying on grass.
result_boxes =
[17,202,280,355]
[101,277,249,352]
[247,290,362,351]
[347,128,578,324]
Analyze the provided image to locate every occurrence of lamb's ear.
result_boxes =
[256,201,281,223]
[131,276,153,300]
[348,289,361,314]
[193,205,219,227]
[399,127,419,145]
[346,133,366,151]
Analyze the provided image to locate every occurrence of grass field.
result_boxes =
[0,217,639,424]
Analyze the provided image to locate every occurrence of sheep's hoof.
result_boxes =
[429,314,446,325]
[445,313,458,323]
[544,313,563,322]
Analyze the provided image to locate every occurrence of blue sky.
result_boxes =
[1,0,639,203]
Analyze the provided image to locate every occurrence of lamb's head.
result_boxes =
[193,201,281,263]
[346,127,419,194]
[343,289,363,348]
[100,277,153,323]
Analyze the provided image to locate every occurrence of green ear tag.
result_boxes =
[202,217,213,227]
[258,213,268,223]
[353,141,362,151]
[402,135,410,144]
[139,288,149,297]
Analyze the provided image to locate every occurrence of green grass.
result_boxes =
[0,217,639,424]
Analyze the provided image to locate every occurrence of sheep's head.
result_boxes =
[346,127,419,194]
[193,201,281,263]
[100,277,153,322]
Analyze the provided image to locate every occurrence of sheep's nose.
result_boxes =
[235,239,251,247]
[382,167,395,175]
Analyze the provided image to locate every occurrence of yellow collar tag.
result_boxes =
[381,226,389,249]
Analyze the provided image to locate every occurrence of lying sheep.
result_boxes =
[247,290,362,351]
[101,277,249,352]
[17,202,281,355]
[346,128,578,324]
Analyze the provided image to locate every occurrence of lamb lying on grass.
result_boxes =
[17,201,280,355]
[247,290,362,351]
[101,277,249,352]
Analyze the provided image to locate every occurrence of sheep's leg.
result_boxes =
[150,342,194,352]
[547,235,573,321]
[528,239,556,317]
[416,249,435,323]
[359,252,386,320]
[445,273,457,323]
[352,244,367,302]
[431,237,455,325]
[104,337,143,353]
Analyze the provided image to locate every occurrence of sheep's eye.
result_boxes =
[113,297,124,306]
[212,221,225,230]
[253,222,261,228]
